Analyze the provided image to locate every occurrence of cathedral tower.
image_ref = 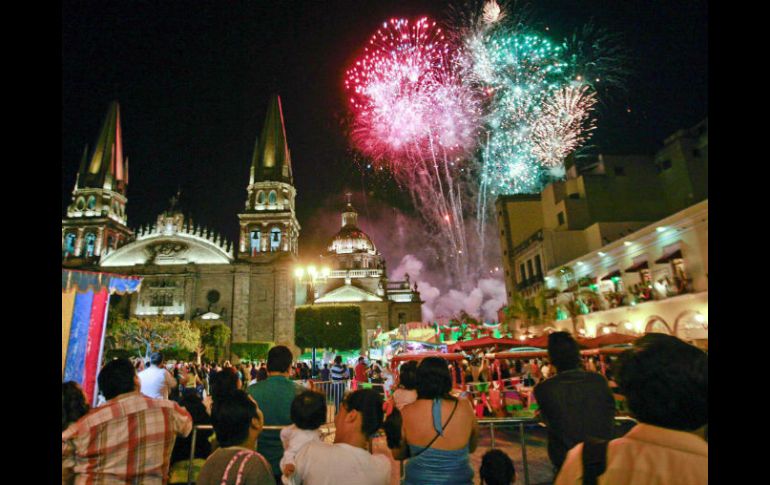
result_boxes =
[62,101,133,266]
[238,95,300,259]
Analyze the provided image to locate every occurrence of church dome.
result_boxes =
[329,224,376,254]
[328,200,377,254]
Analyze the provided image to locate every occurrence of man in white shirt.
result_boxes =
[555,334,708,485]
[293,389,390,485]
[138,352,178,399]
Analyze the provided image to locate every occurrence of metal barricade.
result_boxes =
[308,379,352,423]
[475,416,637,485]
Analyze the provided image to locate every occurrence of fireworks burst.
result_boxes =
[531,85,597,167]
[345,17,483,289]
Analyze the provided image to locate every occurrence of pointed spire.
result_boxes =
[249,94,293,185]
[78,101,127,194]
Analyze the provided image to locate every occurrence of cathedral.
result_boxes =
[62,95,422,352]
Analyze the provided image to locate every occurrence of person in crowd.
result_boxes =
[533,332,615,473]
[320,363,330,381]
[62,358,193,484]
[330,356,348,381]
[169,389,214,484]
[250,363,258,382]
[540,359,552,380]
[354,356,368,384]
[138,352,178,400]
[62,381,90,431]
[279,390,327,484]
[223,360,233,369]
[479,449,516,485]
[499,360,511,380]
[370,369,386,398]
[257,362,268,381]
[555,334,708,485]
[203,365,242,417]
[293,389,390,485]
[247,345,302,484]
[390,356,478,485]
[196,390,275,485]
[391,360,419,411]
[184,364,203,392]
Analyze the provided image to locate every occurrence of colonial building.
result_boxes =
[497,118,708,304]
[544,199,708,348]
[295,197,423,348]
[62,96,299,349]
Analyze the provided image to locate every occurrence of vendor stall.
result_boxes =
[62,269,142,405]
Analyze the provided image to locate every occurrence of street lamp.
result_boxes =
[294,264,331,378]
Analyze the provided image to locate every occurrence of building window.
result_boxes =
[257,191,266,205]
[250,230,261,255]
[614,166,625,176]
[535,255,543,277]
[270,227,281,251]
[519,264,526,282]
[398,312,407,325]
[268,191,277,205]
[84,233,96,257]
[557,211,565,226]
[151,291,174,307]
[76,197,85,210]
[527,260,534,280]
[568,193,580,199]
[64,233,76,255]
[87,196,96,209]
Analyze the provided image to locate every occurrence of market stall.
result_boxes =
[62,269,142,405]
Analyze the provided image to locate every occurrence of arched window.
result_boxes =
[84,233,96,257]
[268,191,277,205]
[270,227,281,251]
[64,233,76,255]
[257,191,266,205]
[87,196,96,210]
[76,197,85,210]
[250,230,261,255]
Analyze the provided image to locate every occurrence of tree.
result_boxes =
[192,322,231,365]
[108,315,200,361]
[295,305,362,350]
[504,289,556,335]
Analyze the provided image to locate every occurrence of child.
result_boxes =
[480,449,516,485]
[280,390,327,484]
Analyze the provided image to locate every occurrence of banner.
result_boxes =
[62,269,142,405]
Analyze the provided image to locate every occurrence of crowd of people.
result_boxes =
[62,331,707,484]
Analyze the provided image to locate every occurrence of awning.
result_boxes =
[601,270,622,281]
[655,249,682,264]
[625,260,649,273]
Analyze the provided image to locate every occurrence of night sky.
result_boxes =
[62,0,708,261]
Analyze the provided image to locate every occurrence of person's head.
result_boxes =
[358,357,365,364]
[179,388,210,425]
[210,366,241,400]
[211,390,262,447]
[291,390,327,431]
[62,381,90,431]
[98,358,139,400]
[149,352,164,367]
[267,345,293,373]
[323,363,328,369]
[547,332,581,371]
[617,334,707,431]
[334,355,342,365]
[399,361,419,390]
[480,449,516,485]
[335,389,384,441]
[416,357,453,400]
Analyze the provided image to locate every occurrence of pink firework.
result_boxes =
[345,17,479,169]
[345,18,483,290]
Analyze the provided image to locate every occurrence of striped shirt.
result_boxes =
[62,391,193,485]
[330,364,349,381]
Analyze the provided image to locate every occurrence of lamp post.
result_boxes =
[295,264,330,377]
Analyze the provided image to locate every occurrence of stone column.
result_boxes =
[75,228,85,256]
[95,227,104,256]
[231,271,250,343]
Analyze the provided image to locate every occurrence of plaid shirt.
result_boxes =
[62,392,193,485]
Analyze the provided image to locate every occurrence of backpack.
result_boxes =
[581,437,609,485]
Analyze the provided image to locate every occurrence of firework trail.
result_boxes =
[345,17,482,289]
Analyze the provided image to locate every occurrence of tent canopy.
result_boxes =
[447,337,523,352]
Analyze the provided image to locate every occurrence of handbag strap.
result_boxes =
[411,399,459,459]
[581,436,609,485]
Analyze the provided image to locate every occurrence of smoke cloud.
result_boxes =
[302,192,507,323]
